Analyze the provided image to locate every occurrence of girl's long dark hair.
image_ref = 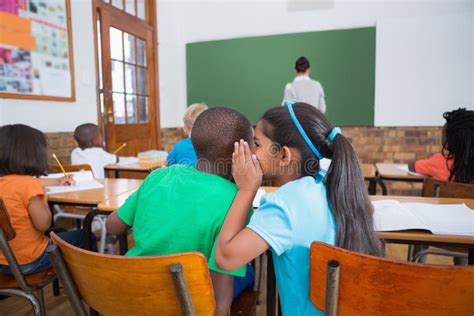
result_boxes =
[260,103,384,256]
[442,108,474,184]
[0,124,49,177]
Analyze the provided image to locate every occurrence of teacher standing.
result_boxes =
[283,56,326,113]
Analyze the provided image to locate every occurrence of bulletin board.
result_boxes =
[0,0,75,101]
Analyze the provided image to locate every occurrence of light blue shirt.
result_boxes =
[247,171,336,316]
[166,137,197,166]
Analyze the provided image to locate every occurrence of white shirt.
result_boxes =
[70,147,117,179]
[283,75,326,113]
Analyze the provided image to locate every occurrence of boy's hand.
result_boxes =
[57,174,75,186]
[232,139,262,192]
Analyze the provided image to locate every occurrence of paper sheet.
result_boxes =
[372,200,474,235]
[253,188,267,208]
[117,156,139,166]
[396,164,423,176]
[42,171,104,194]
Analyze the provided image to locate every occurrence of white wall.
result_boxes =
[375,13,473,126]
[1,0,472,131]
[0,1,97,133]
[157,0,473,127]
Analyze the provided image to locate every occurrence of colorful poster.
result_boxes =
[0,0,72,98]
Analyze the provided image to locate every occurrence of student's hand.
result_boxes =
[57,174,75,186]
[232,139,262,192]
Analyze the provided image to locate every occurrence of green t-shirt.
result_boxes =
[117,164,246,277]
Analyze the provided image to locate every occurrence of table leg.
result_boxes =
[115,170,120,178]
[376,177,388,195]
[83,209,101,251]
[368,180,376,195]
[469,248,473,265]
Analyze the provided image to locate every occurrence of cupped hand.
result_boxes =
[232,139,262,192]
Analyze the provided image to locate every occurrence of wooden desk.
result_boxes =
[371,196,474,261]
[104,161,165,178]
[375,163,426,195]
[47,179,143,207]
[98,189,138,212]
[47,178,143,252]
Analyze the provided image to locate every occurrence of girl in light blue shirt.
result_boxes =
[216,102,384,315]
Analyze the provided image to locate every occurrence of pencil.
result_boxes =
[113,143,127,154]
[52,153,67,177]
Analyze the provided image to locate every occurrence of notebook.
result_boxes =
[42,171,104,194]
[372,200,474,235]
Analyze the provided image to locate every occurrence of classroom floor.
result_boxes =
[0,244,453,316]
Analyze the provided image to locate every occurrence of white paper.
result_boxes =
[372,200,474,235]
[117,156,139,166]
[373,200,428,231]
[42,171,104,194]
[396,164,423,176]
[253,188,267,208]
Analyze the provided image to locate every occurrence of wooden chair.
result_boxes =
[0,198,57,316]
[47,232,216,315]
[422,178,474,198]
[412,178,474,263]
[309,242,474,315]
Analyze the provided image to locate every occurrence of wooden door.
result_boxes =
[99,6,157,156]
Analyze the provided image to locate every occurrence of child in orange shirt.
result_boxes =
[409,108,473,183]
[0,124,89,275]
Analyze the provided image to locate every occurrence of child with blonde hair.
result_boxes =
[167,103,208,166]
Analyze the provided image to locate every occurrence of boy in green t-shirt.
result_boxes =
[106,107,254,315]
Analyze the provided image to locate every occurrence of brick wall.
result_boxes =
[46,126,443,196]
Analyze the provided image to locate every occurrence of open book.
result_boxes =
[42,171,104,194]
[372,200,474,236]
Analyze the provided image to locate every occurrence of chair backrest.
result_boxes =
[422,178,474,198]
[49,164,93,174]
[49,232,216,315]
[0,198,15,241]
[310,242,474,315]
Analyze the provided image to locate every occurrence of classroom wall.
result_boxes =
[157,0,473,128]
[1,1,472,132]
[0,1,97,133]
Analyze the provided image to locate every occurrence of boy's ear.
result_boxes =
[279,145,292,167]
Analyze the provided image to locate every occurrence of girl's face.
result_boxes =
[253,121,283,181]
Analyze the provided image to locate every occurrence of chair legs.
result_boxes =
[0,288,44,316]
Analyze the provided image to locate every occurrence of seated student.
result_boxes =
[167,103,208,166]
[106,107,254,315]
[71,123,118,178]
[215,103,384,315]
[0,124,91,275]
[409,108,473,183]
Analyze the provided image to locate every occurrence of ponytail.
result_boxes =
[326,135,384,256]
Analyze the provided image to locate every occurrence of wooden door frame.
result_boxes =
[91,0,161,150]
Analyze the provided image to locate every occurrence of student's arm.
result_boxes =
[216,140,269,271]
[210,271,233,316]
[39,176,75,187]
[28,196,52,232]
[319,85,326,113]
[105,212,130,235]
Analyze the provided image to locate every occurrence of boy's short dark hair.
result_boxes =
[0,124,48,177]
[295,56,310,73]
[74,123,100,149]
[192,107,253,163]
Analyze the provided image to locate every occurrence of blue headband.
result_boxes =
[282,100,323,160]
[328,127,343,142]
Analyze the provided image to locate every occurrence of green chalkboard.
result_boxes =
[186,27,375,125]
